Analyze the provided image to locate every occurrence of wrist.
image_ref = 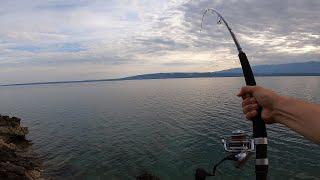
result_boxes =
[272,95,290,124]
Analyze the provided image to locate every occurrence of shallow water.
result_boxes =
[0,77,319,179]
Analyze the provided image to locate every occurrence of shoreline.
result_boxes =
[0,115,44,180]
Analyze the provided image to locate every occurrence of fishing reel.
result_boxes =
[195,130,255,180]
[222,130,254,168]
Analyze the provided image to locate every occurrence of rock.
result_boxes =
[0,115,44,180]
[0,116,21,127]
[136,172,160,180]
[0,115,28,137]
[0,139,17,150]
[0,126,29,137]
[26,170,43,179]
[0,161,27,180]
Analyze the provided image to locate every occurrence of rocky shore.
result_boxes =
[0,115,43,180]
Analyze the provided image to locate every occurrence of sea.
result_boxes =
[0,77,319,179]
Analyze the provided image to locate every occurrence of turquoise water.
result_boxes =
[0,77,319,179]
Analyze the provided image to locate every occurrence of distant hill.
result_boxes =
[121,72,215,80]
[2,61,320,86]
[217,61,320,75]
[122,61,320,80]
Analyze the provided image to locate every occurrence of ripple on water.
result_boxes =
[0,77,319,179]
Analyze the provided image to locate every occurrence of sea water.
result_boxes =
[0,77,319,179]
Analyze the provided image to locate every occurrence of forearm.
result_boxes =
[273,96,320,144]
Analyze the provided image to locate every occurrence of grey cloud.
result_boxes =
[0,0,319,83]
[176,0,320,64]
[135,37,189,53]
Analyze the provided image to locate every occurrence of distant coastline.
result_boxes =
[1,61,320,87]
[2,73,320,87]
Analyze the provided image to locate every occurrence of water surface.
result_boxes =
[0,77,319,179]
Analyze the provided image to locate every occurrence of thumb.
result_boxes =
[237,86,257,97]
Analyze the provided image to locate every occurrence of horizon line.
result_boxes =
[2,73,320,87]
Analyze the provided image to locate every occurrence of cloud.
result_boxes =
[0,0,319,83]
[182,0,320,63]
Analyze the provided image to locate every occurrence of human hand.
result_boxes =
[237,86,281,124]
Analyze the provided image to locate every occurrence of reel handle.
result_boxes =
[238,52,268,180]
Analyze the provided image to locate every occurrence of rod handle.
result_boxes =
[238,52,268,179]
[238,52,267,137]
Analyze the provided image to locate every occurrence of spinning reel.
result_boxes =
[195,130,255,180]
[222,130,254,167]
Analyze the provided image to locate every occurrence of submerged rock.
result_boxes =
[0,115,44,180]
[136,172,160,180]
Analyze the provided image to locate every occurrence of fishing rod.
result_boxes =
[195,9,268,180]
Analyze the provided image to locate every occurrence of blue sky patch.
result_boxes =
[11,45,44,53]
[11,42,86,53]
[57,43,86,52]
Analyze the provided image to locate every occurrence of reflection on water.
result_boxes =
[0,77,319,179]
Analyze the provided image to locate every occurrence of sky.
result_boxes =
[0,0,319,83]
